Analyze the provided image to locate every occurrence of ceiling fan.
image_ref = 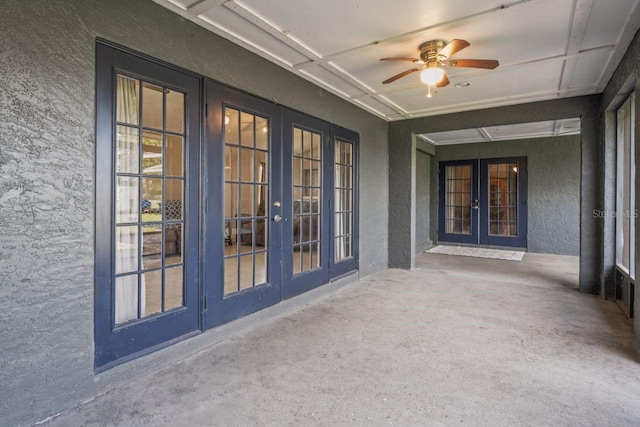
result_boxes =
[380,39,499,94]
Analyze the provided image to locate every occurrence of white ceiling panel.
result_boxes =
[234,0,520,57]
[569,48,613,89]
[154,0,640,121]
[299,65,364,98]
[200,7,310,65]
[383,61,565,114]
[421,118,581,145]
[582,0,640,50]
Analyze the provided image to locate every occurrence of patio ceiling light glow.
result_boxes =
[420,66,445,86]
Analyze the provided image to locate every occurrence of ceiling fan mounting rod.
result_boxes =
[419,40,447,65]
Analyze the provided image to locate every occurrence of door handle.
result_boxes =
[273,214,282,222]
[472,206,479,210]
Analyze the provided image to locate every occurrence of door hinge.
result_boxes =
[204,295,207,310]
[205,198,208,212]
[205,103,208,117]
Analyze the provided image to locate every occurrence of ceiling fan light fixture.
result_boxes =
[420,66,445,86]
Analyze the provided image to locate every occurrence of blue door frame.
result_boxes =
[95,43,202,370]
[438,157,527,248]
[204,81,283,328]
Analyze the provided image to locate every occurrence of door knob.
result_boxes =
[273,214,282,222]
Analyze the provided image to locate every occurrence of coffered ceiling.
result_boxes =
[155,0,640,121]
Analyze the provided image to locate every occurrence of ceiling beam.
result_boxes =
[558,0,594,96]
[186,0,228,16]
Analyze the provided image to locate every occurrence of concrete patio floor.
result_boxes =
[44,253,640,426]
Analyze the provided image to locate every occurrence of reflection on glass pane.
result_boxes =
[345,236,352,257]
[294,128,303,155]
[115,274,138,324]
[225,183,238,219]
[240,184,253,217]
[239,219,253,253]
[256,116,268,150]
[143,269,162,317]
[255,151,268,183]
[116,226,138,274]
[142,82,163,130]
[165,180,183,221]
[116,176,138,223]
[239,255,254,290]
[335,237,343,262]
[224,257,238,296]
[310,215,319,241]
[165,224,182,265]
[490,221,498,235]
[299,217,308,243]
[310,243,317,270]
[142,224,163,270]
[240,112,254,147]
[255,252,267,285]
[255,185,267,217]
[302,244,310,272]
[116,75,139,125]
[142,178,162,222]
[165,266,183,310]
[240,148,254,182]
[302,130,311,157]
[142,131,163,175]
[225,108,239,145]
[293,246,302,275]
[344,143,353,165]
[166,135,183,177]
[116,126,139,174]
[226,146,239,182]
[256,219,267,247]
[335,165,342,188]
[166,90,184,134]
[227,220,239,254]
[312,133,321,160]
[293,158,303,186]
[303,159,311,186]
[293,187,302,214]
[311,160,320,187]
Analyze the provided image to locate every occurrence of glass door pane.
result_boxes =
[444,165,472,235]
[223,107,269,296]
[487,162,518,237]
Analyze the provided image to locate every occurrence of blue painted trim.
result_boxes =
[204,80,283,328]
[94,43,202,369]
[479,157,528,248]
[438,159,479,244]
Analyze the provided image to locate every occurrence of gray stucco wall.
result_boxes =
[0,1,388,425]
[434,136,581,256]
[415,150,431,251]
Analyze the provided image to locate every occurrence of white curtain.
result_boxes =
[115,76,145,324]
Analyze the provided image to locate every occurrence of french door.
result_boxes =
[204,82,343,326]
[95,43,202,369]
[96,51,358,368]
[438,157,527,248]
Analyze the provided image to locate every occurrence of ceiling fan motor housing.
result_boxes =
[419,40,447,65]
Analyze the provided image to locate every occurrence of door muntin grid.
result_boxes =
[444,165,472,235]
[223,107,269,296]
[488,163,518,237]
[334,139,353,262]
[113,74,186,326]
[292,127,322,275]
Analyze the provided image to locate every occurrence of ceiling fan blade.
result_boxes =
[382,67,420,84]
[438,39,470,58]
[436,74,450,88]
[447,59,499,69]
[380,57,421,62]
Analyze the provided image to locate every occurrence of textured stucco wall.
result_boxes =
[388,95,601,289]
[0,1,388,425]
[435,136,581,256]
[415,150,431,250]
